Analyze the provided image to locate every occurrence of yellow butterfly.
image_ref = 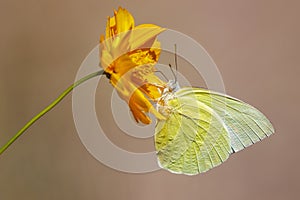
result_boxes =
[155,66,274,175]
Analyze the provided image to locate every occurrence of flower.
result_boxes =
[100,7,167,124]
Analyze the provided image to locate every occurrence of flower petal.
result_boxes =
[115,7,135,35]
[105,7,134,38]
[130,24,166,51]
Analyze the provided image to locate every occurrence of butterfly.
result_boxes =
[154,58,274,175]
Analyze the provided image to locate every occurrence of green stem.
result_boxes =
[0,69,104,155]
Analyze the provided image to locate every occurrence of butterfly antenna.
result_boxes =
[174,44,178,80]
[167,44,179,82]
[168,63,176,82]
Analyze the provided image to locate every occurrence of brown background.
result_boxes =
[0,0,299,199]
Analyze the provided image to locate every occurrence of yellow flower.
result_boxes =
[100,7,167,124]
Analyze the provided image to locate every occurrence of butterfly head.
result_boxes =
[167,80,180,93]
[154,80,180,118]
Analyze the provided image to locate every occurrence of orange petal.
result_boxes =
[105,7,134,38]
[130,24,166,51]
[115,7,135,35]
[129,100,151,124]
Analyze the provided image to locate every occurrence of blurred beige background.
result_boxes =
[0,0,299,199]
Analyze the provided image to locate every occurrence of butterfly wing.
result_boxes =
[155,87,274,175]
[176,87,275,153]
[155,93,232,175]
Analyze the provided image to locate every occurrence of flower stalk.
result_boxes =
[0,69,104,155]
